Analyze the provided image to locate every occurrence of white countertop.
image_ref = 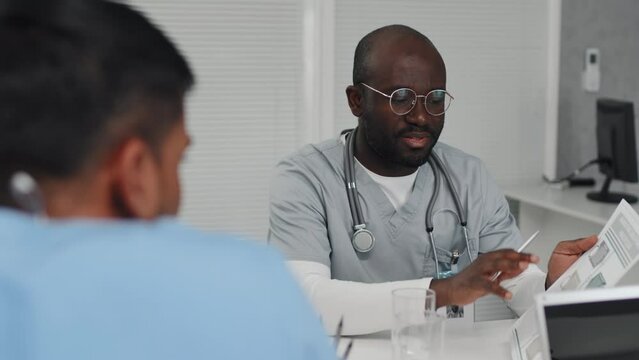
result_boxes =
[501,181,639,226]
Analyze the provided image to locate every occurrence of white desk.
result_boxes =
[339,319,514,360]
[502,181,639,271]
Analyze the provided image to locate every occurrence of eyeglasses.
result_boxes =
[360,83,454,116]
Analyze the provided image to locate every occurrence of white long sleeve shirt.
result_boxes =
[288,260,546,335]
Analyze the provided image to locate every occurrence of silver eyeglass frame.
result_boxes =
[360,82,454,116]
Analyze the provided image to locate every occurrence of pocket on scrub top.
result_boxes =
[433,245,469,266]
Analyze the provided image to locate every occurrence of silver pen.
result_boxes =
[490,230,540,282]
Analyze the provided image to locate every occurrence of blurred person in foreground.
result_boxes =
[0,0,335,359]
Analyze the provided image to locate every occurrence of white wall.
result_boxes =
[556,0,639,178]
[129,0,553,239]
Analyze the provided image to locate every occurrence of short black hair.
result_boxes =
[352,24,434,84]
[0,0,194,204]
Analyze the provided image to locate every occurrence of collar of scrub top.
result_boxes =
[342,127,474,277]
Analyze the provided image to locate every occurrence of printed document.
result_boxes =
[511,199,639,360]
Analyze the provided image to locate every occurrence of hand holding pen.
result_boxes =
[430,231,540,307]
[490,230,541,281]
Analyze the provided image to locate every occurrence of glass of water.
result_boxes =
[392,288,444,360]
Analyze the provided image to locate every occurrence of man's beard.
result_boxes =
[361,122,441,168]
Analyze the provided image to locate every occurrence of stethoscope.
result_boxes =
[9,171,46,217]
[343,127,475,278]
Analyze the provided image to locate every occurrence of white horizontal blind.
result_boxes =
[129,0,304,240]
[334,0,549,184]
[121,1,548,239]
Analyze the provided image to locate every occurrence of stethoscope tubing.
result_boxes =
[343,127,475,273]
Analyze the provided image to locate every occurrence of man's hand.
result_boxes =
[546,235,598,288]
[429,249,539,308]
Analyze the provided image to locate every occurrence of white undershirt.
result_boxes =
[359,161,418,211]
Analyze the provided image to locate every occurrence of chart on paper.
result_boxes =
[547,199,639,292]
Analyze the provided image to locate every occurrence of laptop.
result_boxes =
[534,286,639,360]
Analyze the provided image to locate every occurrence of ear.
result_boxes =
[346,85,364,117]
[109,138,161,219]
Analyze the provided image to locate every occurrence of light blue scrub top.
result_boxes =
[0,209,335,360]
[269,138,523,282]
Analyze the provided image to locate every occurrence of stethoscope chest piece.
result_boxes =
[352,226,375,253]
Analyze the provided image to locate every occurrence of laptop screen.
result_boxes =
[544,297,639,360]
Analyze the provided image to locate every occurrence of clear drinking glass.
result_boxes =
[392,288,444,360]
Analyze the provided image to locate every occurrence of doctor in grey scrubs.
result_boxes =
[268,24,597,335]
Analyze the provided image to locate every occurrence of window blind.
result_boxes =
[126,0,552,240]
[129,0,304,240]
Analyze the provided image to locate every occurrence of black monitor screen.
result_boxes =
[588,99,639,203]
[544,298,639,360]
[596,99,637,182]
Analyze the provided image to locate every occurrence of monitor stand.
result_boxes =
[587,175,638,204]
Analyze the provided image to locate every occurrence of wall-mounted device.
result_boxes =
[582,48,600,92]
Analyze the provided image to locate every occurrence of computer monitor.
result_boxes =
[587,98,638,204]
[536,286,639,360]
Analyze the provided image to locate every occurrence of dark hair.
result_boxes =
[352,24,434,84]
[0,0,194,204]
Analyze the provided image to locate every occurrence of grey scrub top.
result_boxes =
[268,137,523,283]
